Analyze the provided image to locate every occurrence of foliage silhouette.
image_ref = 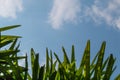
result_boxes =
[0,25,119,80]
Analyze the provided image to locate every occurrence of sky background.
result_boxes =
[0,0,120,79]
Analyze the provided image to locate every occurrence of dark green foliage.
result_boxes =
[29,40,119,80]
[0,25,27,80]
[0,25,119,80]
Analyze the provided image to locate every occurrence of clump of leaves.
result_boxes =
[0,25,119,80]
[29,40,120,80]
[0,25,27,80]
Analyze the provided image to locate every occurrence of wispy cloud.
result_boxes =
[0,0,23,18]
[85,0,120,29]
[49,0,120,30]
[49,0,80,29]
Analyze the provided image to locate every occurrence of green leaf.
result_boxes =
[103,54,116,80]
[24,54,28,80]
[71,45,75,63]
[46,48,49,75]
[101,57,109,71]
[38,65,45,80]
[84,40,90,80]
[93,41,106,80]
[1,35,21,39]
[0,25,20,32]
[54,52,62,65]
[70,45,76,72]
[9,56,26,60]
[0,50,19,58]
[0,40,13,48]
[62,46,70,64]
[32,54,39,80]
[9,38,18,50]
[31,48,35,71]
[50,50,53,73]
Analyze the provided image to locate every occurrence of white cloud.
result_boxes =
[86,0,120,29]
[115,17,120,29]
[49,0,120,30]
[49,0,80,29]
[0,0,23,18]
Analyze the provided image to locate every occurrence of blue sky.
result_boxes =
[0,0,120,79]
